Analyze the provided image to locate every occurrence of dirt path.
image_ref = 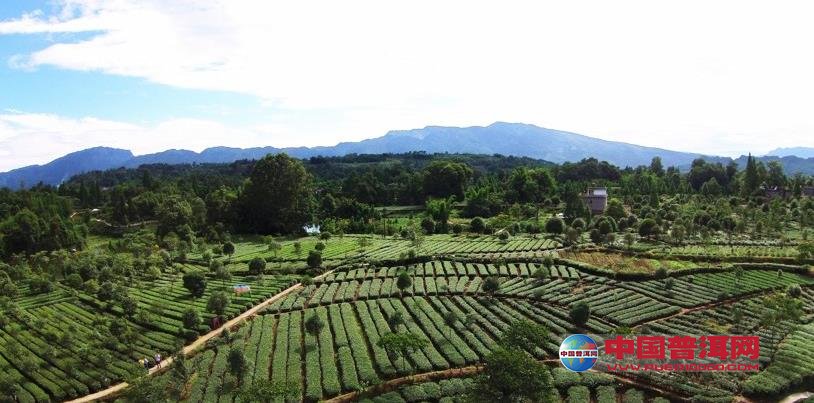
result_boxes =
[65,270,334,403]
[779,392,813,403]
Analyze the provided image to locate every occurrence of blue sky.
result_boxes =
[0,2,267,126]
[1,0,813,171]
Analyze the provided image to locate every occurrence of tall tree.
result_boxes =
[649,156,664,176]
[239,154,314,234]
[766,161,787,188]
[743,154,760,196]
[422,161,472,199]
[227,347,248,385]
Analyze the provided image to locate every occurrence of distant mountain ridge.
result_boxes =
[766,147,814,159]
[2,122,813,188]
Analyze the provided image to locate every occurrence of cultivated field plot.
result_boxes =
[0,271,297,402]
[187,235,562,265]
[361,236,561,260]
[145,257,813,402]
[186,235,388,263]
[647,244,800,259]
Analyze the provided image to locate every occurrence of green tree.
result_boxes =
[306,250,322,268]
[293,241,302,256]
[787,284,802,298]
[182,272,207,298]
[396,271,412,296]
[387,311,405,330]
[798,242,814,261]
[742,154,760,196]
[569,301,590,327]
[304,314,325,338]
[248,258,266,275]
[239,154,314,234]
[469,217,486,233]
[222,242,235,257]
[168,353,196,400]
[122,374,167,403]
[121,296,138,318]
[624,232,636,250]
[228,347,248,385]
[606,198,626,220]
[544,217,564,235]
[156,195,195,239]
[0,372,21,401]
[482,276,500,297]
[422,161,473,199]
[638,218,659,239]
[356,237,371,251]
[268,241,282,258]
[700,178,722,196]
[471,347,556,403]
[376,332,429,369]
[766,161,786,187]
[0,272,18,299]
[182,308,201,330]
[499,320,548,352]
[206,291,231,317]
[236,380,301,402]
[760,293,804,339]
[565,226,580,246]
[649,156,664,176]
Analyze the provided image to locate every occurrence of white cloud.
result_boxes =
[1,0,814,164]
[0,112,274,171]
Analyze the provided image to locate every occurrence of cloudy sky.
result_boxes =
[1,0,813,171]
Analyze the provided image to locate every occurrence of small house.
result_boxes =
[583,187,608,215]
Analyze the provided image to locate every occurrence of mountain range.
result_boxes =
[766,147,814,159]
[2,122,813,188]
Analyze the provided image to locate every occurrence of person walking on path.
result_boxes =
[155,353,162,368]
[143,357,150,369]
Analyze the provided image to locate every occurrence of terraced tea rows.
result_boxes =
[0,270,296,402]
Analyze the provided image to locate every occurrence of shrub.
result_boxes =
[452,223,463,234]
[545,217,565,234]
[182,308,201,329]
[569,301,590,327]
[65,273,83,289]
[421,217,435,234]
[29,276,54,294]
[307,250,323,268]
[552,367,580,387]
[470,217,486,233]
[248,257,266,275]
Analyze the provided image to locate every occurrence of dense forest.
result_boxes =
[1,152,810,260]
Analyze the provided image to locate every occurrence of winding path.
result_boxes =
[779,392,813,403]
[64,270,334,403]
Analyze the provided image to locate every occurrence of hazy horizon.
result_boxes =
[2,1,814,171]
